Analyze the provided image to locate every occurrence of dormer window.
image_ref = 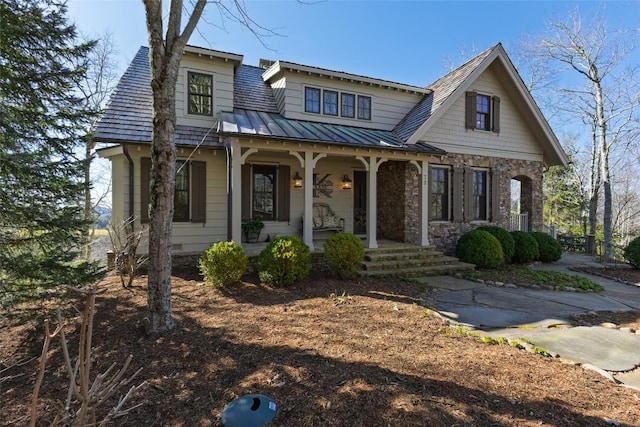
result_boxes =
[465,91,500,133]
[341,93,355,118]
[323,90,338,116]
[357,95,371,120]
[188,72,213,116]
[304,87,320,113]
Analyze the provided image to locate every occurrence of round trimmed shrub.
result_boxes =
[624,236,640,269]
[510,231,540,264]
[258,236,311,286]
[198,241,247,287]
[323,232,364,279]
[477,226,515,263]
[455,229,504,269]
[531,232,563,263]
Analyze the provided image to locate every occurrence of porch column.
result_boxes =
[303,151,314,251]
[366,156,380,249]
[420,160,430,246]
[229,138,243,244]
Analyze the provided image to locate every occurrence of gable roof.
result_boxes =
[394,47,492,142]
[400,44,568,167]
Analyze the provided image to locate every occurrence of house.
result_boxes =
[95,42,568,258]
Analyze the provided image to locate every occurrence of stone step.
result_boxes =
[363,245,437,254]
[364,249,445,262]
[361,255,461,271]
[359,262,475,278]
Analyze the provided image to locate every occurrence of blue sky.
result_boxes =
[67,1,640,88]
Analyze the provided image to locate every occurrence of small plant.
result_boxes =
[532,346,551,357]
[242,219,265,243]
[531,232,563,263]
[198,241,247,287]
[258,236,311,286]
[624,236,640,269]
[323,232,364,279]
[510,231,540,264]
[477,226,516,263]
[108,216,147,288]
[456,229,504,269]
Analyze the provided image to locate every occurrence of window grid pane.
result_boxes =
[323,90,338,115]
[475,95,490,130]
[188,73,212,115]
[341,93,355,117]
[473,170,487,220]
[174,161,190,221]
[357,95,371,120]
[253,166,276,220]
[430,168,449,220]
[305,88,320,113]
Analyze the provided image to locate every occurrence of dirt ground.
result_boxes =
[2,267,640,427]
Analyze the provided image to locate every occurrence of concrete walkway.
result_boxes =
[421,253,640,389]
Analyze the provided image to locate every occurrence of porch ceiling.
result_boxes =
[219,108,445,154]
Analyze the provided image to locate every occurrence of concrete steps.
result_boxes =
[360,245,474,278]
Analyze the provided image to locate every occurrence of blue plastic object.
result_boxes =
[220,393,277,427]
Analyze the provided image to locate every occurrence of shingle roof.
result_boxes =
[233,64,280,113]
[218,108,444,154]
[393,46,494,142]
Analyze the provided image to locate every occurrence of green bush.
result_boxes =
[455,230,504,269]
[477,226,516,263]
[198,241,247,287]
[258,236,311,286]
[510,231,540,264]
[531,232,563,262]
[323,232,365,279]
[624,236,640,269]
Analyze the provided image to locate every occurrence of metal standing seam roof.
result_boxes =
[218,109,445,154]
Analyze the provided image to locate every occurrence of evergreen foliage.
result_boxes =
[199,241,247,287]
[624,237,640,269]
[510,231,540,264]
[455,230,504,269]
[476,226,516,263]
[543,161,585,234]
[258,236,311,286]
[531,232,563,262]
[0,0,104,307]
[323,232,365,279]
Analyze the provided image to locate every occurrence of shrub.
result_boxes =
[323,232,365,279]
[477,226,515,263]
[198,241,247,287]
[455,230,504,269]
[258,236,311,286]
[531,232,563,262]
[510,231,540,264]
[624,236,640,269]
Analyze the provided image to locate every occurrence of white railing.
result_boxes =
[510,212,528,231]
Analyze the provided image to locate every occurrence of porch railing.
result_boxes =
[510,212,528,231]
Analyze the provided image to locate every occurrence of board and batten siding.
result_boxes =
[175,54,235,129]
[421,66,544,163]
[271,72,424,131]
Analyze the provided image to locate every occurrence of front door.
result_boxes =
[353,171,367,234]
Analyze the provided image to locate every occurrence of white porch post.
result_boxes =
[418,160,430,246]
[367,156,378,249]
[229,138,243,244]
[303,152,314,251]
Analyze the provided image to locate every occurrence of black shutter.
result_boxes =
[277,165,290,221]
[191,161,206,223]
[140,157,151,223]
[452,167,464,223]
[241,164,251,221]
[491,169,501,222]
[465,91,477,129]
[492,96,501,133]
[464,167,473,222]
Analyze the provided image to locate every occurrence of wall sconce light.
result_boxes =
[341,174,352,190]
[293,171,303,188]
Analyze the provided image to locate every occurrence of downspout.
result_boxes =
[122,144,135,234]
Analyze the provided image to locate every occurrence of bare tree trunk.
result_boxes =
[588,122,600,236]
[143,0,206,335]
[595,80,613,258]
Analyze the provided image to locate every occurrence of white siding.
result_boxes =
[271,73,423,130]
[420,66,544,162]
